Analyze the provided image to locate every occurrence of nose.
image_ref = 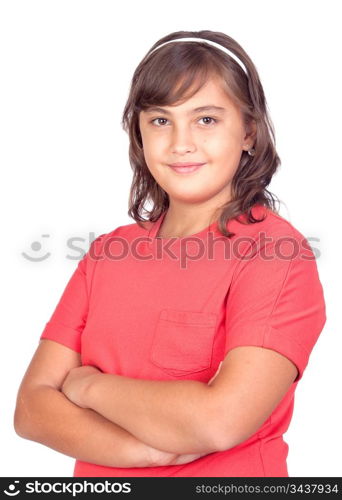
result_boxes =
[170,124,197,154]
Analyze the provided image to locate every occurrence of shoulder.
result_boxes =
[105,219,151,239]
[232,205,316,264]
[248,204,301,235]
[252,205,312,251]
[87,220,151,254]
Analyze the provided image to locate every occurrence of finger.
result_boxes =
[208,361,223,385]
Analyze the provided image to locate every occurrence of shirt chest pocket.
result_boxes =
[150,308,218,377]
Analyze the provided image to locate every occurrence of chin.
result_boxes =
[168,191,214,204]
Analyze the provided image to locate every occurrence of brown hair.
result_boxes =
[121,29,282,238]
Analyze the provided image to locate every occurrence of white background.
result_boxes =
[1,0,340,477]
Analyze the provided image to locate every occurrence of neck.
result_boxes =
[157,200,223,239]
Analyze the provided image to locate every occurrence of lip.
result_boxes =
[168,162,206,174]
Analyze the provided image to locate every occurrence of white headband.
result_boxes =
[147,37,248,76]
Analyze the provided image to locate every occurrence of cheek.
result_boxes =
[207,127,242,153]
[141,134,165,164]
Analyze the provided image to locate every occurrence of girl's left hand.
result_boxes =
[61,365,102,408]
[208,361,223,386]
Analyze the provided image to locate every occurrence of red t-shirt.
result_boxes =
[40,204,327,477]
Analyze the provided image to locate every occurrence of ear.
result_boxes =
[243,119,257,149]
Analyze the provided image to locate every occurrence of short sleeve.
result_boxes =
[39,234,105,353]
[224,229,327,382]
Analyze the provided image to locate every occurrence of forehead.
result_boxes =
[143,104,227,116]
[142,77,237,116]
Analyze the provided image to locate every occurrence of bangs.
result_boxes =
[136,46,228,110]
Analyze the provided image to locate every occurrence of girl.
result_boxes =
[14,30,326,477]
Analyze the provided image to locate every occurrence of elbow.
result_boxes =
[202,391,251,452]
[13,392,35,439]
[209,419,254,453]
[209,424,240,453]
[203,392,241,453]
[198,399,234,454]
[210,431,235,453]
[13,406,27,438]
[189,385,243,454]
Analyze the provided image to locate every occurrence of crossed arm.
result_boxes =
[14,340,221,469]
[15,342,297,469]
[61,366,223,456]
[61,346,298,459]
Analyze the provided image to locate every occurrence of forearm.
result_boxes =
[14,385,162,468]
[86,374,219,455]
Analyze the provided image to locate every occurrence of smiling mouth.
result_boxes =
[168,163,206,174]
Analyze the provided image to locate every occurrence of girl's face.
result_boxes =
[139,75,256,207]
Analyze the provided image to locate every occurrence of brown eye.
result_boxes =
[199,117,218,125]
[151,118,168,126]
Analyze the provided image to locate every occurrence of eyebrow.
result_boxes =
[143,105,226,115]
